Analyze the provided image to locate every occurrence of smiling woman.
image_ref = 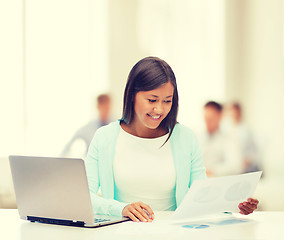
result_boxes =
[121,57,178,141]
[85,57,259,223]
[123,82,174,138]
[135,83,172,124]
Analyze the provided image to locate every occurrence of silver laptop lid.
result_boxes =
[9,156,94,224]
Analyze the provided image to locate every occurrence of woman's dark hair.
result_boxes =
[121,56,179,145]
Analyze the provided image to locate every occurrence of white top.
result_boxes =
[113,127,176,211]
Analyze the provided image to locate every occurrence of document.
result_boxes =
[171,171,262,221]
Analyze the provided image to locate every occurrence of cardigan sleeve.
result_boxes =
[170,123,207,207]
[85,128,128,216]
[188,129,207,187]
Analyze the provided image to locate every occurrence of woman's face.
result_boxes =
[132,81,174,132]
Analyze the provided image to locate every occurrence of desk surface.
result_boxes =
[1,209,284,240]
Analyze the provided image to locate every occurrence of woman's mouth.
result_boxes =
[147,113,161,120]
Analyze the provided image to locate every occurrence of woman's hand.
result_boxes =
[239,198,259,215]
[122,201,155,222]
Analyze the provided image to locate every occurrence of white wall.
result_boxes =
[1,0,283,210]
[0,0,23,208]
[0,0,24,156]
[244,0,284,210]
[0,0,110,208]
[1,0,110,157]
[24,0,109,156]
[108,0,226,132]
[226,0,284,178]
[225,0,284,210]
[242,0,284,178]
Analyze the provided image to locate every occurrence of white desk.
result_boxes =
[1,209,284,240]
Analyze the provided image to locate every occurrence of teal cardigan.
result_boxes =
[85,121,206,216]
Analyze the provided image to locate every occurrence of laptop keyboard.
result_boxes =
[94,218,110,223]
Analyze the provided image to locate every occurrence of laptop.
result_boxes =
[9,155,130,228]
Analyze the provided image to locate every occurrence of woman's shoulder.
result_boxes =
[94,120,120,139]
[172,123,196,137]
[171,123,199,147]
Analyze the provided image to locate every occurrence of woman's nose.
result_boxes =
[153,104,162,113]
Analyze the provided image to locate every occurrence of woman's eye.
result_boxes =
[164,100,172,103]
[148,99,156,103]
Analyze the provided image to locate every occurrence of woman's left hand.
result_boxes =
[239,198,259,215]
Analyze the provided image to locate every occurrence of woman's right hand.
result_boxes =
[122,201,155,222]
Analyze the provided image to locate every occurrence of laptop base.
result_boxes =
[27,215,131,228]
[27,216,85,227]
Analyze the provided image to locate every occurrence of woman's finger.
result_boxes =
[239,203,253,214]
[126,211,140,222]
[122,202,154,222]
[122,204,141,222]
[248,198,259,205]
[239,208,250,215]
[243,202,257,210]
[134,205,152,221]
[130,208,148,222]
[239,205,250,215]
[139,202,155,220]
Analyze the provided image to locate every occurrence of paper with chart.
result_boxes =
[171,171,262,221]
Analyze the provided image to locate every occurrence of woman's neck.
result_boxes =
[120,121,168,138]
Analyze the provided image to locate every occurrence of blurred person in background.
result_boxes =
[60,94,112,158]
[199,101,243,177]
[222,102,261,173]
[85,57,258,222]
